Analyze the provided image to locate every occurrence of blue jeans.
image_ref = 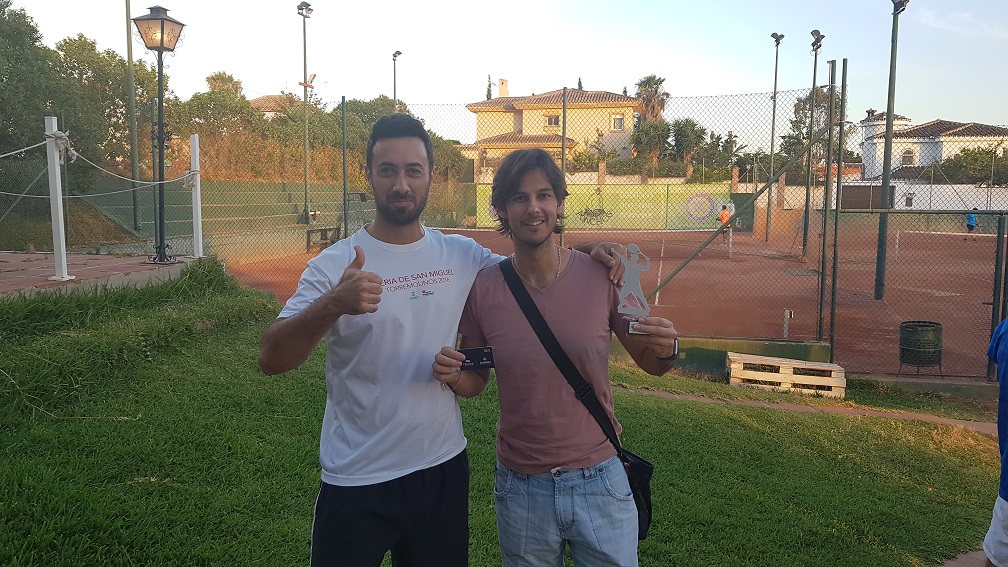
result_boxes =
[493,455,638,567]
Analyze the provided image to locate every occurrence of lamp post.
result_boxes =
[133,5,184,264]
[766,32,784,242]
[392,50,402,112]
[874,0,908,300]
[802,29,825,257]
[297,2,313,225]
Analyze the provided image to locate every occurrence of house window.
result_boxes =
[611,114,625,131]
[901,149,915,166]
[546,115,560,127]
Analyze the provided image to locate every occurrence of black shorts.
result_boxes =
[310,450,470,567]
[968,224,976,232]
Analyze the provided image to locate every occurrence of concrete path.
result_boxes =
[939,551,988,566]
[0,252,193,296]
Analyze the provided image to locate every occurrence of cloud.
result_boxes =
[918,9,1008,40]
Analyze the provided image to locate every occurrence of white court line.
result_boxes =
[903,230,994,237]
[653,238,666,306]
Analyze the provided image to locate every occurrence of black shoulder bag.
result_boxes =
[499,258,654,540]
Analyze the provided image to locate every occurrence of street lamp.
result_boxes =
[392,50,402,112]
[766,32,784,242]
[297,2,313,225]
[133,5,184,264]
[874,0,908,300]
[802,29,825,257]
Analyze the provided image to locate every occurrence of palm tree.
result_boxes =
[633,119,672,170]
[672,118,706,180]
[635,74,669,122]
[206,71,243,97]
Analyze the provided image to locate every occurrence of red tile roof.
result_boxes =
[467,89,640,112]
[474,132,579,149]
[861,111,910,123]
[250,94,299,114]
[869,119,1008,139]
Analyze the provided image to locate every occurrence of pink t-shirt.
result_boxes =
[459,250,624,474]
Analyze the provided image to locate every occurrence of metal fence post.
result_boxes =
[829,59,848,362]
[44,116,73,281]
[190,133,203,257]
[994,212,1007,335]
[818,61,837,341]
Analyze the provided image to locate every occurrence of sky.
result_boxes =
[11,0,1008,149]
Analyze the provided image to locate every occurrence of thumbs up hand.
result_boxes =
[330,245,382,315]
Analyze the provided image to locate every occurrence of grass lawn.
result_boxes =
[0,260,1000,566]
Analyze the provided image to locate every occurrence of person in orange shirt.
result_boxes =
[718,204,732,245]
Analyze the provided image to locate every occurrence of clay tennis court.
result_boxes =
[229,220,1000,379]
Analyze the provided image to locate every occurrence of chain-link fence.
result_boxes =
[4,86,1007,378]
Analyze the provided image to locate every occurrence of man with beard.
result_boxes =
[432,148,678,566]
[259,115,624,567]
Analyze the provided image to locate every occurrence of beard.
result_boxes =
[375,190,429,226]
[513,228,554,249]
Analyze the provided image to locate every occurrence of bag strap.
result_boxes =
[499,257,625,455]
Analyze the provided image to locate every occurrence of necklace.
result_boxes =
[511,245,562,286]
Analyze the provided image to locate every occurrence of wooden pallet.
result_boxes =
[726,351,846,399]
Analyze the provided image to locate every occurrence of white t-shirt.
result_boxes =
[280,226,501,486]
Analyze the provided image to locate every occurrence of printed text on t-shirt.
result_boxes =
[383,268,455,293]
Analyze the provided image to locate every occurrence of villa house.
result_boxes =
[860,110,1008,180]
[249,94,300,120]
[461,82,642,181]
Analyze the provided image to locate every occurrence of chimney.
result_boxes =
[499,79,508,98]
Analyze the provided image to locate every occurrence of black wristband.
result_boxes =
[656,338,679,362]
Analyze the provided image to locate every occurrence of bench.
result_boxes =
[726,351,846,399]
[306,226,341,253]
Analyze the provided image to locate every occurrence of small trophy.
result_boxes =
[614,244,651,335]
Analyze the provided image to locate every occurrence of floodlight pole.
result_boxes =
[125,0,141,231]
[802,30,824,257]
[874,1,908,300]
[298,2,312,225]
[392,50,402,112]
[766,32,783,241]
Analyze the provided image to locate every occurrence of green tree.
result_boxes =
[778,87,847,176]
[430,132,466,181]
[671,118,706,180]
[633,74,671,168]
[577,77,583,90]
[0,1,62,152]
[206,71,243,96]
[940,145,1008,186]
[568,129,618,172]
[632,119,671,172]
[54,34,159,167]
[486,75,492,100]
[635,74,669,122]
[176,82,262,139]
[324,96,407,155]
